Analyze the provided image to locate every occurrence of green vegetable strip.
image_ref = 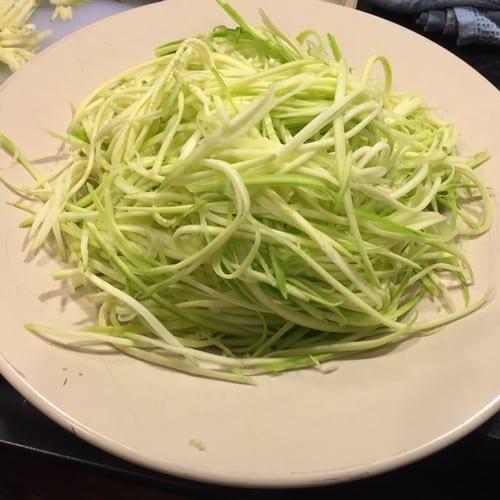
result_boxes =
[0,1,493,383]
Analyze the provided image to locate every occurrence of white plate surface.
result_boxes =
[0,0,499,488]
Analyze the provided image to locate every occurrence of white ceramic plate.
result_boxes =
[0,0,499,488]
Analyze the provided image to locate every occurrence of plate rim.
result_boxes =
[2,357,499,487]
[0,0,499,488]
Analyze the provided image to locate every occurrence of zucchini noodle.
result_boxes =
[1,0,493,383]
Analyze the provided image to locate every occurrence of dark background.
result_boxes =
[1,1,499,498]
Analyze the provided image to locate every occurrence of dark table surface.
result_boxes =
[1,1,499,498]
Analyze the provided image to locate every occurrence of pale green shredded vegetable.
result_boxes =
[1,0,493,383]
[0,0,90,75]
[0,0,50,73]
[49,0,89,22]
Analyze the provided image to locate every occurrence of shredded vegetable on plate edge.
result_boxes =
[0,0,493,383]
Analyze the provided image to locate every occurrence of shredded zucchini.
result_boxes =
[0,0,49,73]
[1,0,493,383]
[0,0,90,75]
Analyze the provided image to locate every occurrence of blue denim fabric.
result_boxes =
[371,1,500,45]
